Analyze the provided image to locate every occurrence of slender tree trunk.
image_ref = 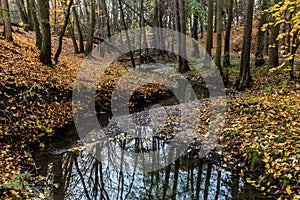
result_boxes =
[214,1,217,33]
[118,0,135,67]
[29,0,42,49]
[53,0,57,32]
[54,0,73,62]
[235,0,254,90]
[199,16,204,39]
[206,0,214,56]
[178,0,189,73]
[36,0,52,66]
[0,3,3,25]
[83,0,90,23]
[215,0,223,71]
[72,4,84,53]
[192,13,200,57]
[269,26,280,68]
[153,0,161,55]
[85,0,96,55]
[263,29,269,55]
[102,0,111,38]
[1,0,13,41]
[25,0,34,29]
[68,22,79,54]
[269,1,280,69]
[288,30,300,80]
[223,0,234,68]
[235,0,239,26]
[255,0,267,67]
[16,0,32,31]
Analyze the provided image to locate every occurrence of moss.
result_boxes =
[247,149,265,172]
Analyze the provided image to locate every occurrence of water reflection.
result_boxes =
[33,129,267,200]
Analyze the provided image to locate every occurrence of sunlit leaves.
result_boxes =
[223,82,300,197]
[264,0,300,76]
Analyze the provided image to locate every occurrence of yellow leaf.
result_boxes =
[286,186,292,195]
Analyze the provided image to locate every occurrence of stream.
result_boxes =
[32,64,270,199]
[32,125,269,200]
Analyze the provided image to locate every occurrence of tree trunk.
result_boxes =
[263,29,269,55]
[25,0,34,30]
[16,0,32,31]
[177,0,189,73]
[235,0,254,90]
[192,12,200,57]
[118,0,135,68]
[102,0,111,39]
[36,0,52,66]
[28,0,42,49]
[288,30,300,80]
[85,0,96,55]
[255,0,267,67]
[72,4,84,53]
[54,0,73,62]
[214,1,217,33]
[68,22,79,54]
[269,26,280,68]
[215,0,223,72]
[269,13,280,68]
[223,0,234,68]
[206,0,214,56]
[83,0,90,24]
[1,0,13,41]
[234,0,239,26]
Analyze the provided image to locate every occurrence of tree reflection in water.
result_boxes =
[34,132,267,200]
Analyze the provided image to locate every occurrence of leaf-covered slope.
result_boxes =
[223,85,300,198]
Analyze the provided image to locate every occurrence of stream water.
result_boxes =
[32,125,269,200]
[32,64,269,199]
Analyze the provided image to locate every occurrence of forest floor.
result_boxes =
[0,27,299,199]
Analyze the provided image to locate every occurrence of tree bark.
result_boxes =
[177,0,189,73]
[269,1,280,69]
[16,0,33,31]
[85,0,96,55]
[68,22,79,54]
[72,3,84,53]
[255,0,267,67]
[263,29,269,55]
[215,0,223,71]
[214,0,217,33]
[102,0,111,39]
[28,0,42,49]
[1,0,13,41]
[118,0,135,68]
[288,30,300,80]
[36,0,52,66]
[223,0,234,68]
[206,0,214,56]
[54,0,73,62]
[235,0,254,90]
[192,12,200,57]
